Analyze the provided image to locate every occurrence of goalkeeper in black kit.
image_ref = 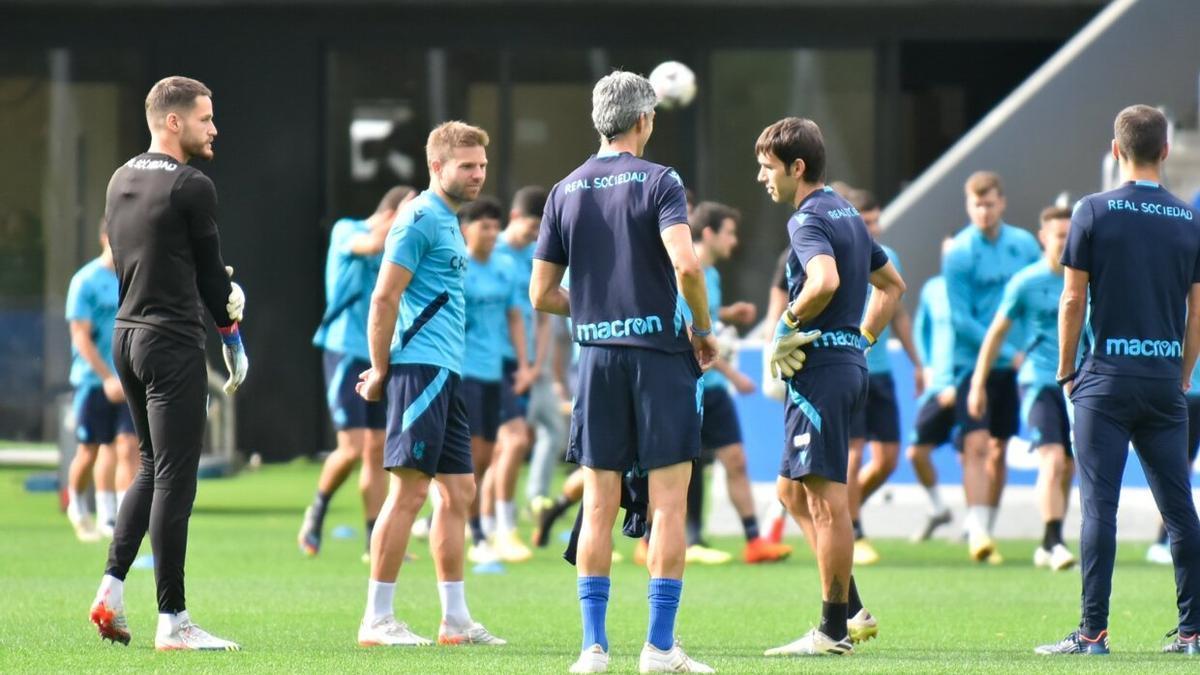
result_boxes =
[88,76,248,652]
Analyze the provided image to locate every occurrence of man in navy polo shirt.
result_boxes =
[1038,104,1200,656]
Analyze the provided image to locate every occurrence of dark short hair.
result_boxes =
[1040,205,1072,223]
[510,185,547,219]
[1114,104,1168,166]
[966,171,1004,197]
[145,76,211,120]
[376,185,416,215]
[459,195,504,225]
[847,188,879,212]
[689,201,740,241]
[755,117,825,182]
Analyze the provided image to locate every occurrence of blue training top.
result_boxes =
[65,258,119,388]
[1062,180,1200,381]
[864,244,902,374]
[463,252,520,382]
[534,151,691,353]
[383,191,468,374]
[313,218,382,361]
[996,260,1062,388]
[678,265,727,389]
[914,275,956,391]
[495,236,535,363]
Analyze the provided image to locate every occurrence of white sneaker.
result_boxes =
[357,616,433,646]
[155,619,241,651]
[494,530,533,563]
[764,627,853,656]
[1147,542,1174,565]
[847,608,878,644]
[438,620,507,645]
[570,644,610,673]
[1048,544,1077,571]
[468,540,501,565]
[638,639,714,672]
[98,521,115,539]
[70,513,101,543]
[1033,546,1052,569]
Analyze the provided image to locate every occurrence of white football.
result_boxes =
[649,61,697,110]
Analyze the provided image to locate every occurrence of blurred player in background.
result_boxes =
[488,186,552,563]
[969,206,1076,572]
[530,70,717,673]
[90,76,247,651]
[680,200,792,565]
[843,188,923,566]
[758,117,904,656]
[1039,106,1200,656]
[906,251,958,542]
[65,222,137,541]
[355,121,505,647]
[459,196,530,568]
[299,185,415,561]
[943,171,1040,563]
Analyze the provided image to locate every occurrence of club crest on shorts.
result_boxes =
[413,441,426,460]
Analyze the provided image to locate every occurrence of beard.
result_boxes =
[443,181,482,203]
[181,128,212,161]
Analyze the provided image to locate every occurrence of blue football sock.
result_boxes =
[578,576,610,651]
[647,578,683,651]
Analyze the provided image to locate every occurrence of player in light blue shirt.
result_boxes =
[968,206,1076,572]
[64,225,137,541]
[299,185,414,561]
[941,171,1041,562]
[354,122,505,647]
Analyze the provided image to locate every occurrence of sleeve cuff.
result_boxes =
[218,322,241,345]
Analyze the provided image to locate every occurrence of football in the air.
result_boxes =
[649,61,697,110]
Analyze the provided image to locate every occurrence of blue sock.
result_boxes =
[578,576,610,651]
[647,578,683,651]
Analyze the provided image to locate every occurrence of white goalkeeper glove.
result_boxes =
[219,324,249,395]
[225,266,245,322]
[770,311,822,379]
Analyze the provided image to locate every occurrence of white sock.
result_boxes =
[116,490,127,512]
[438,580,472,628]
[365,579,395,624]
[924,486,945,513]
[966,506,990,539]
[97,574,124,607]
[156,610,189,637]
[481,515,496,538]
[496,500,515,533]
[67,488,84,520]
[985,506,998,535]
[96,490,117,525]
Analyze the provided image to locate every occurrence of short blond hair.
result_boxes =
[426,121,489,166]
[965,170,1003,197]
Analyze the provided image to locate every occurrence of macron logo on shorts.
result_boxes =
[575,315,663,342]
[793,432,811,448]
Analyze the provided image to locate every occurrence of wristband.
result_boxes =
[860,327,877,347]
[690,325,711,338]
[783,308,800,329]
[1056,372,1077,387]
[217,322,242,346]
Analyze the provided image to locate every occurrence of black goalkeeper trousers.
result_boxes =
[106,327,208,614]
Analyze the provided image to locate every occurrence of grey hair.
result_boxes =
[591,71,657,140]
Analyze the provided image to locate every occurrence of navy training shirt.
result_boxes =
[782,186,889,369]
[533,151,692,354]
[1062,180,1200,380]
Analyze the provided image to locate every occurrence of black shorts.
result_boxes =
[1020,385,1072,456]
[462,377,502,442]
[500,358,529,425]
[910,392,958,447]
[780,363,868,484]
[72,385,135,445]
[956,368,1019,439]
[849,373,901,443]
[384,365,472,476]
[700,386,742,453]
[322,351,387,430]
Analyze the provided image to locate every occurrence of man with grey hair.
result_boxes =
[530,70,717,673]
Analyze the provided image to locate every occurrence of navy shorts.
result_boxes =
[780,363,869,484]
[384,365,473,476]
[462,377,501,442]
[956,368,1019,439]
[568,346,703,474]
[500,358,529,424]
[1187,395,1200,463]
[323,350,387,431]
[849,372,901,443]
[910,391,957,447]
[700,386,742,452]
[1021,385,1072,456]
[73,385,135,445]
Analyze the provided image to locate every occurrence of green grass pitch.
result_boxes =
[1,461,1194,673]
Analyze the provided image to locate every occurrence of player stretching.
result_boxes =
[845,189,923,565]
[65,223,138,541]
[943,171,1040,562]
[907,263,958,542]
[531,70,717,673]
[300,186,415,560]
[1038,105,1200,656]
[757,117,904,657]
[969,206,1076,572]
[356,122,505,647]
[459,196,530,567]
[89,76,247,650]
